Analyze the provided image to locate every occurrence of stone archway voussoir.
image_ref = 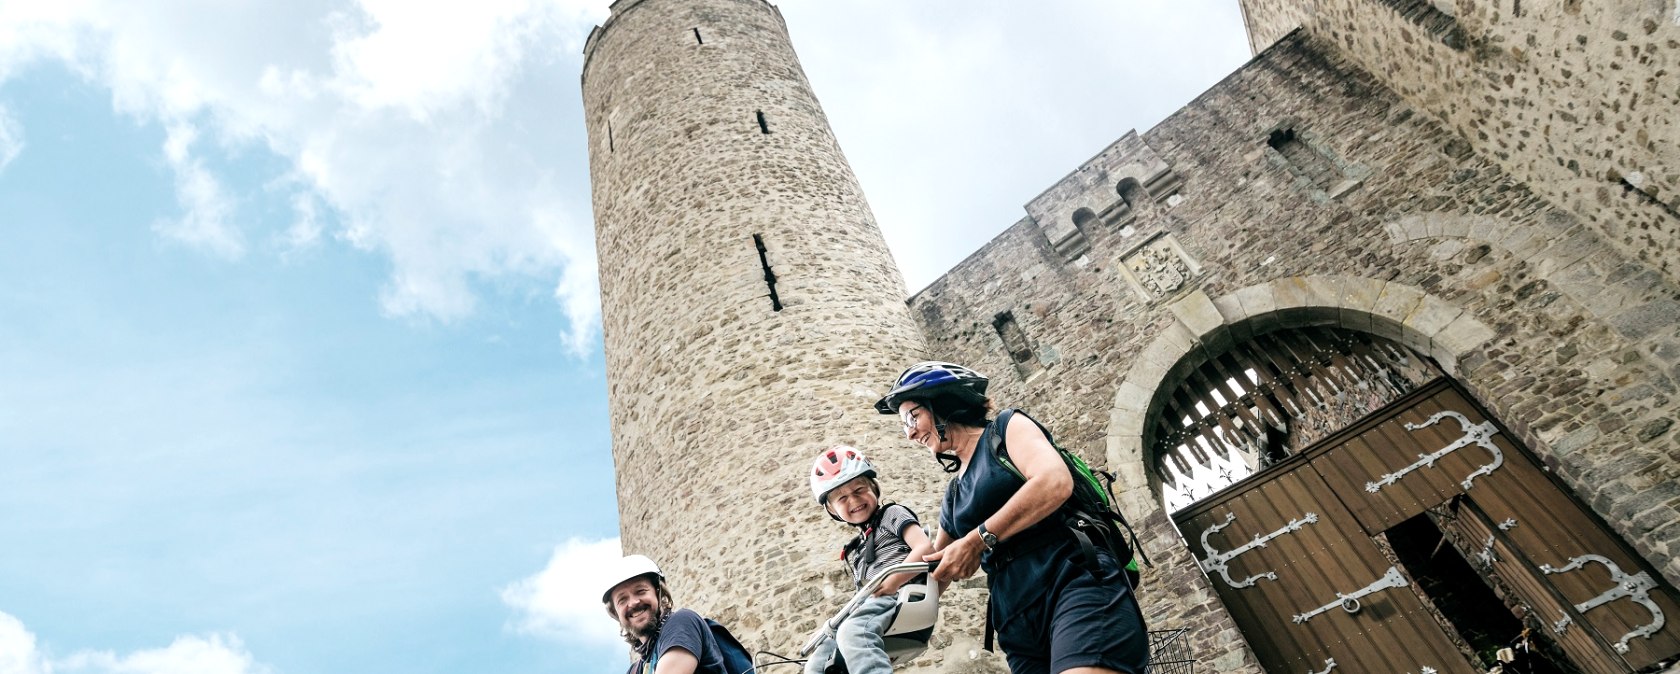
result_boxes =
[1106,275,1498,479]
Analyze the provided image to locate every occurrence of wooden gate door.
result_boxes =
[1177,378,1680,673]
[1311,381,1680,674]
[1175,458,1476,673]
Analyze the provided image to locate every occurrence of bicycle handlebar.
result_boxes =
[798,561,939,657]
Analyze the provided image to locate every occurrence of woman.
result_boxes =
[874,361,1147,674]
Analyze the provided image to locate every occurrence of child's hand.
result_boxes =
[871,580,902,598]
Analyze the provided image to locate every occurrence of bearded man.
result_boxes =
[603,555,730,674]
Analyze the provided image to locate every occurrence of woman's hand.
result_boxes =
[926,533,983,582]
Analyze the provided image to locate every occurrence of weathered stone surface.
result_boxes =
[587,3,1680,672]
[1241,0,1680,286]
[900,31,1677,673]
[1641,417,1675,442]
[581,1,981,669]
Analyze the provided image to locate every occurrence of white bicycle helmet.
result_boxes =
[810,445,878,507]
[600,554,664,603]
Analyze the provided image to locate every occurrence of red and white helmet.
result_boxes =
[810,445,878,506]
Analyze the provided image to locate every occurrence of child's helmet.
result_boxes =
[874,361,988,414]
[810,445,878,506]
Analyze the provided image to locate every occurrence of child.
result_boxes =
[805,446,933,674]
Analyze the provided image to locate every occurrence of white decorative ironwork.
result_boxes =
[1540,554,1665,653]
[1198,511,1319,588]
[1293,566,1409,623]
[1307,658,1336,674]
[1498,518,1518,531]
[1366,410,1504,493]
[1477,533,1499,568]
[1553,611,1572,635]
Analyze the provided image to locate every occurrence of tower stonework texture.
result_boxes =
[580,1,1000,669]
[584,1,1680,672]
[1238,0,1680,285]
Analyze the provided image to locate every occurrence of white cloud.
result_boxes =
[0,105,21,173]
[152,122,243,258]
[327,0,566,118]
[0,612,48,674]
[501,536,625,651]
[0,611,269,674]
[58,635,269,674]
[281,191,323,251]
[0,0,610,350]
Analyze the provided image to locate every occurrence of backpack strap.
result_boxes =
[987,408,1138,580]
[987,409,1062,479]
[840,533,864,562]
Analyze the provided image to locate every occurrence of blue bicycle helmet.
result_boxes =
[873,361,989,414]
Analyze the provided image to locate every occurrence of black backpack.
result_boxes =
[704,618,756,674]
[988,409,1148,589]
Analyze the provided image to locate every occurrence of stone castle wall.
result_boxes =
[581,1,1003,669]
[1237,0,1680,290]
[907,30,1680,671]
[586,1,1680,670]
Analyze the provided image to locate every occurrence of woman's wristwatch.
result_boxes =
[976,523,1000,550]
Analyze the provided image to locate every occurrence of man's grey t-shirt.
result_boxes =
[625,609,726,674]
[847,504,920,588]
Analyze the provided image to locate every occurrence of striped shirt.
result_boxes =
[846,504,920,588]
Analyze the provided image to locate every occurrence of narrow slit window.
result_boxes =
[753,234,783,312]
[607,122,615,153]
[992,311,1042,379]
[1620,175,1680,221]
[1268,128,1338,191]
[756,110,770,135]
[693,27,703,45]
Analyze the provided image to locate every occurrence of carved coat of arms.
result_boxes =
[1126,241,1191,298]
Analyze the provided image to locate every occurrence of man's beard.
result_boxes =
[624,602,665,644]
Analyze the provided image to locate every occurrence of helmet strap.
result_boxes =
[932,415,961,472]
[935,452,961,473]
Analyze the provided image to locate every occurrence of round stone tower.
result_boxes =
[581,0,979,662]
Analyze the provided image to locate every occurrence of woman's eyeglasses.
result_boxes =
[900,405,925,436]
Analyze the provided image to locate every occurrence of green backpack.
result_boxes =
[988,408,1148,588]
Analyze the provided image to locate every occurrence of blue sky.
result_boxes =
[0,2,1247,673]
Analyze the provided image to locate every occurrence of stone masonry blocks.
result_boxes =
[901,31,1680,667]
[588,7,1680,669]
[582,1,972,668]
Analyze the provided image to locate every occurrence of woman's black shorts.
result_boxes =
[992,547,1148,674]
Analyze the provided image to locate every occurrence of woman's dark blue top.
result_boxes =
[938,410,1073,609]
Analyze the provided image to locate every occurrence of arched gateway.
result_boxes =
[1139,320,1680,673]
